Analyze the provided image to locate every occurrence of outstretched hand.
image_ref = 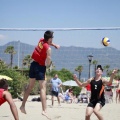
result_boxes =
[73,74,77,81]
[50,43,60,49]
[54,45,60,49]
[112,69,118,75]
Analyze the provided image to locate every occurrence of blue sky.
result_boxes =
[0,0,120,50]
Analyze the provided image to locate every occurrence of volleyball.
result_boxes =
[102,37,110,46]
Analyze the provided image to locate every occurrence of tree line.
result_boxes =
[0,45,120,98]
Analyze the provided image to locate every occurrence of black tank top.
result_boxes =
[90,78,105,101]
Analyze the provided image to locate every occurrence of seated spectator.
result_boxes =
[77,93,88,103]
[59,88,74,103]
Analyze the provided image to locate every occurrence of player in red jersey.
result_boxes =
[20,30,60,119]
[0,79,19,120]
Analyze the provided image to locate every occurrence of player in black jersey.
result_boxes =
[73,65,118,120]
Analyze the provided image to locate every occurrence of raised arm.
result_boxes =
[45,47,51,67]
[3,91,19,120]
[73,74,91,87]
[102,69,118,85]
[50,43,60,49]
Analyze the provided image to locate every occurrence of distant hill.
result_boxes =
[0,41,120,79]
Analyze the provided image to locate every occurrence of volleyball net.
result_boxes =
[0,27,120,79]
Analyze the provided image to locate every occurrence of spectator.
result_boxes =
[50,74,62,106]
[86,84,91,103]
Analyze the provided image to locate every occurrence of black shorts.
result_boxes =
[51,91,59,97]
[87,99,105,108]
[29,61,46,80]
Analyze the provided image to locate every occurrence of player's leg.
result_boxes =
[93,103,103,120]
[85,106,94,120]
[51,92,54,106]
[20,61,36,114]
[37,64,51,119]
[39,80,47,112]
[39,80,51,119]
[20,78,36,114]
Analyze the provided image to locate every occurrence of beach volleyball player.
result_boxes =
[73,65,117,120]
[20,30,60,119]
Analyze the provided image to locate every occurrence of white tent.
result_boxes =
[62,80,78,87]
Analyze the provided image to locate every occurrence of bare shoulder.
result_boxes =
[86,77,93,83]
[3,91,11,97]
[88,77,94,82]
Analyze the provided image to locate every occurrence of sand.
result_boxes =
[0,93,120,120]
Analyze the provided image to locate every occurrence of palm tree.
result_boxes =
[75,65,83,81]
[103,65,110,76]
[23,55,32,68]
[4,46,16,68]
[92,60,98,76]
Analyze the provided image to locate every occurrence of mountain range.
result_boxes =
[0,41,120,79]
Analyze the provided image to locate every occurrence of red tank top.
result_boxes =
[31,38,49,66]
[0,89,6,106]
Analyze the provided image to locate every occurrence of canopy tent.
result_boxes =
[62,80,78,87]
